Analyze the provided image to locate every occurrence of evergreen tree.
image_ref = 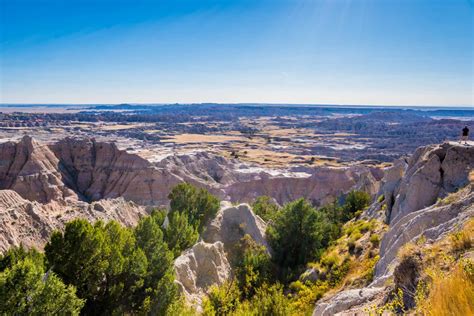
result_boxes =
[168,182,220,232]
[164,211,199,258]
[0,258,83,315]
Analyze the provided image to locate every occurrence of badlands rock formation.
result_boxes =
[174,241,231,311]
[388,142,473,224]
[313,142,474,315]
[0,136,77,203]
[1,136,380,207]
[0,136,379,253]
[174,202,268,310]
[202,202,270,260]
[0,189,146,252]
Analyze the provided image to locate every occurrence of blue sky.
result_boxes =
[0,0,472,106]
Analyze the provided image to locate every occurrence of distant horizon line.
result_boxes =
[1,102,473,109]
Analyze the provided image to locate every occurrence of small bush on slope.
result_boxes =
[267,198,339,281]
[168,182,220,232]
[234,283,294,316]
[251,196,280,222]
[235,235,273,299]
[202,280,242,316]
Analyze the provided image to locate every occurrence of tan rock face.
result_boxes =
[0,136,77,203]
[52,138,183,205]
[388,142,474,224]
[0,136,380,208]
[0,189,146,253]
[173,202,270,310]
[202,202,270,262]
[174,241,231,311]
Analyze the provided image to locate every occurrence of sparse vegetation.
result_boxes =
[251,196,280,222]
[370,233,381,247]
[203,281,241,316]
[168,182,220,232]
[266,198,339,280]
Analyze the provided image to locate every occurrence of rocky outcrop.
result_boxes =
[374,185,474,283]
[313,287,386,316]
[313,143,474,315]
[52,138,184,205]
[224,166,381,207]
[174,241,231,310]
[174,202,270,310]
[388,142,473,224]
[0,189,146,252]
[0,136,381,208]
[202,202,269,261]
[0,136,77,203]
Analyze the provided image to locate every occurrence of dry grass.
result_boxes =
[162,133,246,143]
[450,219,474,252]
[100,124,144,131]
[401,219,474,315]
[418,260,474,316]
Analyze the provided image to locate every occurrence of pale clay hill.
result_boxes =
[0,136,472,314]
[0,136,381,206]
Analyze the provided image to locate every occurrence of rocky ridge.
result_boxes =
[0,136,381,208]
[0,189,146,252]
[174,202,268,311]
[0,136,380,253]
[312,142,474,315]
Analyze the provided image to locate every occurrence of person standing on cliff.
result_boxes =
[460,125,469,145]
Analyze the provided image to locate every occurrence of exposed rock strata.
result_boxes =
[313,142,474,315]
[0,136,77,203]
[0,136,381,207]
[0,189,146,252]
[202,202,270,261]
[388,142,473,224]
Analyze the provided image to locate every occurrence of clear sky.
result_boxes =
[0,0,472,106]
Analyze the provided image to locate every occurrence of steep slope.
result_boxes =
[0,189,146,252]
[52,138,183,205]
[0,136,77,203]
[313,142,474,315]
[174,202,268,311]
[387,142,473,224]
[0,136,381,207]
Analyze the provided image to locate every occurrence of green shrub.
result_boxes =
[370,234,381,248]
[234,283,293,316]
[45,218,178,315]
[163,211,199,258]
[377,194,385,203]
[252,196,280,222]
[327,259,351,287]
[235,235,273,299]
[0,257,84,315]
[202,281,241,316]
[267,198,338,280]
[342,191,371,221]
[168,182,220,232]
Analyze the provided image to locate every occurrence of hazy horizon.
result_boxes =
[1,0,473,106]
